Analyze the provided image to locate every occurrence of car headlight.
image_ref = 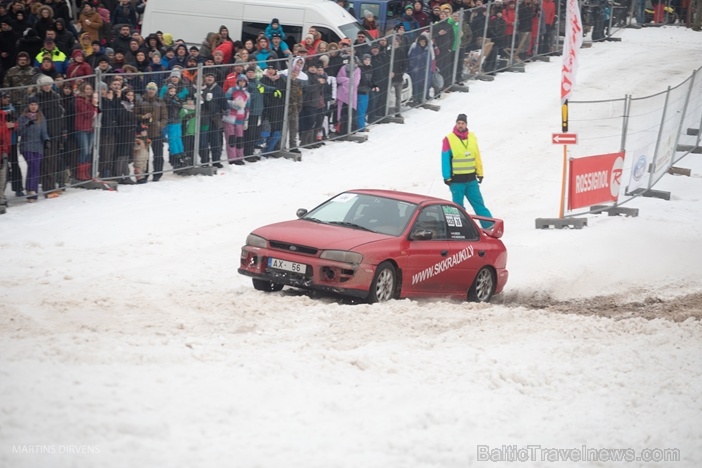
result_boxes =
[320,250,363,264]
[246,234,267,248]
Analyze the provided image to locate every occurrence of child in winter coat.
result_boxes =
[163,83,185,169]
[223,75,250,165]
[133,125,150,183]
[180,98,197,169]
[17,95,50,202]
[264,18,285,41]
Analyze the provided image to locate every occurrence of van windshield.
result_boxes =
[339,21,365,40]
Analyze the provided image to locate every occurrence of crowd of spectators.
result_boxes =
[0,0,555,210]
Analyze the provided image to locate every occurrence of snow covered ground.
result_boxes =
[1,27,701,468]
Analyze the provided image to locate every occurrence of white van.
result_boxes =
[141,0,365,47]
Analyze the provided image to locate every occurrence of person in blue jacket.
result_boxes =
[400,4,421,41]
[407,33,432,104]
[264,18,286,41]
[253,37,278,69]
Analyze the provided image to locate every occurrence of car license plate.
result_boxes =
[268,257,307,274]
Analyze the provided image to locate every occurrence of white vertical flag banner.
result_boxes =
[561,0,583,103]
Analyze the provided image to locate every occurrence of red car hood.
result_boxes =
[253,220,390,250]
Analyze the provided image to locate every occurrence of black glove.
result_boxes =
[444,178,452,186]
[26,120,33,126]
[477,176,483,184]
[44,140,50,149]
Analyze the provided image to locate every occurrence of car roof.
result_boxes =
[346,189,449,206]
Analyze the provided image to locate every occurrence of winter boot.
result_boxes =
[231,147,245,165]
[301,130,314,146]
[76,163,90,181]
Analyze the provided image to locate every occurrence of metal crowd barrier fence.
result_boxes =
[2,11,696,207]
[564,65,702,218]
[2,14,474,203]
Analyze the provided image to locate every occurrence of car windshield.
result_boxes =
[339,21,365,41]
[303,192,417,236]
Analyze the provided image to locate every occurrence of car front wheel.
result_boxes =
[368,262,396,303]
[252,278,284,292]
[468,267,495,303]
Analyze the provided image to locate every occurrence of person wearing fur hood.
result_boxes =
[33,5,55,40]
[76,32,93,57]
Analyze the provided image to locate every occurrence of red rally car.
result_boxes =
[238,189,508,303]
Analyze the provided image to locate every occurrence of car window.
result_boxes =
[338,21,365,41]
[348,197,414,235]
[412,205,481,241]
[304,192,416,236]
[359,3,380,20]
[413,205,448,240]
[442,205,480,241]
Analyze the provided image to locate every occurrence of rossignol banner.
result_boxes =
[560,0,583,104]
[568,152,625,210]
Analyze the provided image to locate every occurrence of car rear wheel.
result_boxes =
[468,267,495,303]
[368,262,396,303]
[252,278,284,292]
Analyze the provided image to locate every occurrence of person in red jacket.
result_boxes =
[215,38,234,64]
[74,82,98,181]
[66,49,93,80]
[504,0,517,39]
[223,60,247,93]
[540,0,556,54]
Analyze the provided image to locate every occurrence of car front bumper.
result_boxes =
[238,246,374,299]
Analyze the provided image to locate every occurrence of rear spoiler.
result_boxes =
[471,216,504,239]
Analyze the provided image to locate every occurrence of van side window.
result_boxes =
[313,26,341,44]
[243,21,302,48]
[242,21,269,44]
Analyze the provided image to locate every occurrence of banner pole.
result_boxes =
[559,101,569,218]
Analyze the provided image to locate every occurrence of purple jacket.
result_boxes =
[336,61,360,110]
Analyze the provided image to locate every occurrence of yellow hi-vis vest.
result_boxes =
[447,132,479,176]
[36,48,67,66]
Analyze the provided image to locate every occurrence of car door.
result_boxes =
[438,205,484,294]
[403,205,450,295]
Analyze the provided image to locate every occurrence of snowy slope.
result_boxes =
[1,26,701,468]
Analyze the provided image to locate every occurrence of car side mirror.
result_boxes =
[296,208,308,218]
[409,228,433,240]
